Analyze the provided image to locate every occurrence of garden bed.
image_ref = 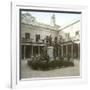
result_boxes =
[27,57,74,71]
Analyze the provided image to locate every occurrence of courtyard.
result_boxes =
[20,59,80,79]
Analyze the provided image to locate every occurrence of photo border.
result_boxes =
[11,2,88,88]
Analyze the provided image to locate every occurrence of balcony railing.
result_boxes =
[20,37,80,46]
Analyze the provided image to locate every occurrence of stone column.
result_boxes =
[71,43,74,63]
[24,45,26,59]
[61,45,63,57]
[31,45,33,56]
[58,46,60,57]
[78,44,80,59]
[38,46,40,55]
[66,45,68,57]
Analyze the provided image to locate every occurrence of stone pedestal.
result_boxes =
[47,46,54,61]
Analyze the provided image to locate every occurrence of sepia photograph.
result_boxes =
[20,9,81,79]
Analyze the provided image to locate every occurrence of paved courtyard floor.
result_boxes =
[20,59,80,79]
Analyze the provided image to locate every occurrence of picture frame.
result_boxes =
[11,2,87,88]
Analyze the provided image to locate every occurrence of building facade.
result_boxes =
[20,13,80,60]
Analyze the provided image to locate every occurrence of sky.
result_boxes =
[21,10,81,27]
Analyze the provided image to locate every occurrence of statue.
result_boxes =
[49,35,52,46]
[54,37,58,60]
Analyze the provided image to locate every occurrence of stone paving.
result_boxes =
[20,59,80,79]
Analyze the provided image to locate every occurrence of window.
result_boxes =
[36,34,40,42]
[66,33,70,39]
[76,31,79,36]
[25,33,30,40]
